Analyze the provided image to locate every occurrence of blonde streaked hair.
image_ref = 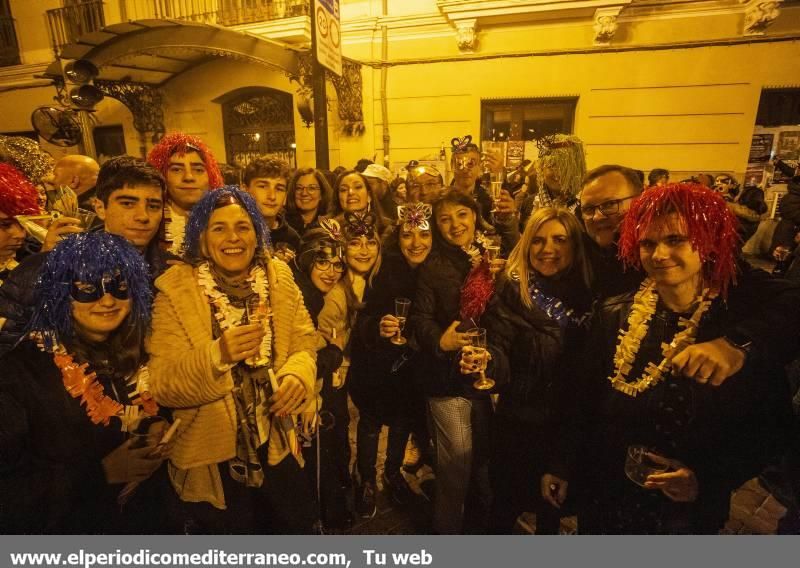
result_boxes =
[505,207,592,309]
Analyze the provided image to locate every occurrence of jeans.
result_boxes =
[356,409,411,483]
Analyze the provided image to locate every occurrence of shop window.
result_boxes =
[756,89,800,127]
[481,97,577,142]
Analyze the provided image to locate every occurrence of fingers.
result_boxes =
[271,377,307,416]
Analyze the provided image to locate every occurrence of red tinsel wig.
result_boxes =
[618,182,739,297]
[0,162,42,217]
[146,132,223,190]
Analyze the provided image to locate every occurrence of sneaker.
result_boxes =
[355,480,377,519]
[383,471,415,506]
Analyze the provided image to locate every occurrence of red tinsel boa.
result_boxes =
[460,261,495,323]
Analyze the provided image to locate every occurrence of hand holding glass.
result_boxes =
[465,327,495,390]
[624,445,669,487]
[391,298,411,345]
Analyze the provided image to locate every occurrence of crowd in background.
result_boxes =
[0,130,798,535]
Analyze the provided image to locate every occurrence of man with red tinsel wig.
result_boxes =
[147,133,223,255]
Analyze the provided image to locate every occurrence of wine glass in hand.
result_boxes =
[391,298,411,345]
[466,327,494,390]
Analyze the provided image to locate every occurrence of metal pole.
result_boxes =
[309,0,329,170]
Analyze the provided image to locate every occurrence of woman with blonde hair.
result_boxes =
[466,207,592,533]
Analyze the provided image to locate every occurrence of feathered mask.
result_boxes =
[397,203,432,232]
[451,135,479,155]
[319,217,344,243]
[344,210,378,239]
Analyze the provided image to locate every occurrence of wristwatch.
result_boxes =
[722,331,753,355]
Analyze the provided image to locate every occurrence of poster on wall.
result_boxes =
[745,164,767,187]
[776,131,800,160]
[748,133,774,163]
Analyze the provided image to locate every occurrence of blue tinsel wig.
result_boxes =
[28,232,153,346]
[183,185,271,263]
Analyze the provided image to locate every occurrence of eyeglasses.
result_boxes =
[580,195,637,219]
[314,258,345,273]
[296,184,321,194]
[409,181,443,191]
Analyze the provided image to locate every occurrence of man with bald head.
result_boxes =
[52,154,100,207]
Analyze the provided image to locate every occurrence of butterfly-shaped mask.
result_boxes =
[397,203,432,232]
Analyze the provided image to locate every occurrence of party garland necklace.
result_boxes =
[527,273,590,329]
[197,261,273,368]
[163,203,187,255]
[0,257,19,285]
[53,346,158,426]
[608,278,716,397]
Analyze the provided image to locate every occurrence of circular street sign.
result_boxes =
[316,7,329,38]
[330,19,340,48]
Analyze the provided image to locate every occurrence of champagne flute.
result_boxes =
[466,327,495,390]
[391,297,411,345]
[485,234,501,262]
[245,296,266,327]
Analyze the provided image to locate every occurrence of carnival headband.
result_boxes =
[407,163,442,180]
[0,135,54,186]
[319,217,344,243]
[451,135,479,155]
[343,210,377,238]
[397,203,432,232]
[534,133,577,156]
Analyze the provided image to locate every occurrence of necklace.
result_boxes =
[608,278,716,397]
[163,203,187,255]
[53,346,158,426]
[0,257,18,286]
[197,261,273,368]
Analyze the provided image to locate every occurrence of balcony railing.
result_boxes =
[46,1,106,55]
[120,0,309,26]
[0,15,21,67]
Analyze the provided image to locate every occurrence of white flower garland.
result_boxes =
[608,278,716,397]
[197,261,273,368]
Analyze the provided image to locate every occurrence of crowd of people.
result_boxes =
[0,130,798,535]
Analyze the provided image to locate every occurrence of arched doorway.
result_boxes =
[216,86,295,168]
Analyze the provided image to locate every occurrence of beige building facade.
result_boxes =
[1,0,799,180]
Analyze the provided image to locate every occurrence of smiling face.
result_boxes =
[294,173,322,213]
[71,291,131,343]
[346,234,379,276]
[338,173,370,213]
[165,151,210,213]
[0,212,27,262]
[245,176,288,224]
[201,204,257,279]
[398,228,432,268]
[310,257,344,294]
[436,201,476,248]
[95,184,163,250]
[528,219,573,278]
[638,213,703,293]
[408,173,443,204]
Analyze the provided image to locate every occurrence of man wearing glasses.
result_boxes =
[407,164,445,205]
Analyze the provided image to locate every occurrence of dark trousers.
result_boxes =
[488,412,562,534]
[304,382,351,527]
[356,409,411,483]
[172,448,315,534]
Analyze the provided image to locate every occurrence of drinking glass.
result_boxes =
[245,296,267,327]
[624,445,669,487]
[465,327,495,390]
[391,297,411,345]
[75,208,97,229]
[485,235,502,262]
[128,415,168,450]
[489,181,503,213]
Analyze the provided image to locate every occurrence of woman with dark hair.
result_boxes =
[545,183,794,534]
[410,190,503,534]
[286,168,334,236]
[330,170,391,236]
[349,203,434,512]
[291,223,351,529]
[470,207,592,534]
[147,186,318,534]
[0,232,170,533]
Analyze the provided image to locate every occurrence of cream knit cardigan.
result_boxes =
[147,259,317,509]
